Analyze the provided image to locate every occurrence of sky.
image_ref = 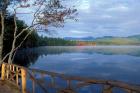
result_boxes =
[17,0,140,38]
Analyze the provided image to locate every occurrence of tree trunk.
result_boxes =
[0,0,9,63]
[0,36,3,62]
[8,13,17,63]
[0,12,4,63]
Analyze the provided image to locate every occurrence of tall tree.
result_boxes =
[0,0,9,63]
[0,0,77,63]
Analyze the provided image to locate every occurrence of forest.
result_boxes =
[2,14,76,53]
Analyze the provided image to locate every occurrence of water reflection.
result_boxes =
[14,46,140,84]
[14,46,140,66]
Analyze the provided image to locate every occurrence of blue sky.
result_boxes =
[18,0,140,38]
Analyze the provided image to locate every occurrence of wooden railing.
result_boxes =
[1,63,27,93]
[1,63,140,93]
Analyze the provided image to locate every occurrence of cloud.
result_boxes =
[70,30,92,34]
[77,0,90,12]
[106,5,129,12]
[17,0,140,37]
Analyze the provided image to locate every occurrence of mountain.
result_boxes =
[127,35,140,40]
[64,35,140,45]
[64,36,95,41]
[95,35,140,45]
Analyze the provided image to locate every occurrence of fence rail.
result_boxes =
[1,63,140,93]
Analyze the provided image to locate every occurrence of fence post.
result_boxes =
[103,85,112,93]
[1,63,6,80]
[21,68,27,93]
[16,67,19,86]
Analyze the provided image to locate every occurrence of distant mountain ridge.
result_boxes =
[64,35,140,41]
[64,35,140,45]
[64,36,95,41]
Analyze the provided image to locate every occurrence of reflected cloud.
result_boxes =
[71,57,91,61]
[14,46,140,84]
[14,46,140,67]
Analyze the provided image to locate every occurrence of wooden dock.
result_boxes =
[0,63,140,93]
[0,80,20,93]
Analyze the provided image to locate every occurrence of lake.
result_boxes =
[14,46,140,85]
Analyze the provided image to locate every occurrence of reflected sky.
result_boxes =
[15,46,140,84]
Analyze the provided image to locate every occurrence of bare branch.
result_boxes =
[1,0,77,63]
[11,29,34,61]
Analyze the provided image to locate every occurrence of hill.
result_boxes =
[64,35,140,45]
[64,36,95,41]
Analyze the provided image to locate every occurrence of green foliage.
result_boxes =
[37,36,76,46]
[3,14,76,54]
[3,14,39,55]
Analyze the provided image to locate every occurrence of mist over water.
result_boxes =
[14,46,140,85]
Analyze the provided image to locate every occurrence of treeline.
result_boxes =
[24,35,77,47]
[2,14,76,53]
[37,37,76,46]
[2,14,38,54]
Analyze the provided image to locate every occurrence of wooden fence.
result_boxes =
[1,63,140,93]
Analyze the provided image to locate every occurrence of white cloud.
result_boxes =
[70,30,92,34]
[15,0,140,37]
[77,0,90,12]
[101,15,112,19]
[107,5,129,12]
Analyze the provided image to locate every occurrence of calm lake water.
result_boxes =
[14,46,140,85]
